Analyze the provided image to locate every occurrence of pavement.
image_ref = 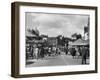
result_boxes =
[26,52,89,67]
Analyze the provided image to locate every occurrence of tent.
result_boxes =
[69,39,89,46]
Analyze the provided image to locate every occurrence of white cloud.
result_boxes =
[26,12,89,37]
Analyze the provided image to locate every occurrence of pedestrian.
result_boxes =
[86,47,89,58]
[40,46,45,58]
[81,46,87,64]
[65,47,68,55]
[31,45,34,59]
[75,47,80,59]
[57,48,61,55]
[78,47,82,57]
[34,47,39,60]
[48,47,51,56]
[71,47,76,59]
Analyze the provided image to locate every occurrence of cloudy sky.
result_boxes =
[25,12,89,38]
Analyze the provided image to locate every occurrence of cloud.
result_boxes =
[26,12,89,37]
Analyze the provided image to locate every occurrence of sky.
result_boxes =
[25,12,89,38]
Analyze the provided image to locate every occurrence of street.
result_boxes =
[26,52,89,67]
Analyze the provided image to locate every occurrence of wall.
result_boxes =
[0,0,99,80]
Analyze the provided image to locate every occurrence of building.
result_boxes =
[84,17,90,40]
[47,37,57,47]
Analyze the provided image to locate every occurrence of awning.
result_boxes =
[69,39,89,46]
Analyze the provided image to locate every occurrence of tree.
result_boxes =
[57,35,63,46]
[27,29,39,36]
[71,33,77,39]
[71,33,82,40]
[56,35,66,46]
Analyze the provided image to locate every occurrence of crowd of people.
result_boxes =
[68,46,89,64]
[26,44,60,60]
[26,43,89,64]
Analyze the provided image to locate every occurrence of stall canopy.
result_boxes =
[69,39,89,46]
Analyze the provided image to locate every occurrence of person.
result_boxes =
[65,47,68,55]
[38,47,41,59]
[75,47,80,59]
[78,47,82,57]
[55,47,58,56]
[30,45,34,59]
[57,48,61,55]
[34,47,39,60]
[52,46,57,56]
[40,46,45,59]
[48,47,51,56]
[86,47,89,58]
[71,48,76,59]
[81,46,87,64]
